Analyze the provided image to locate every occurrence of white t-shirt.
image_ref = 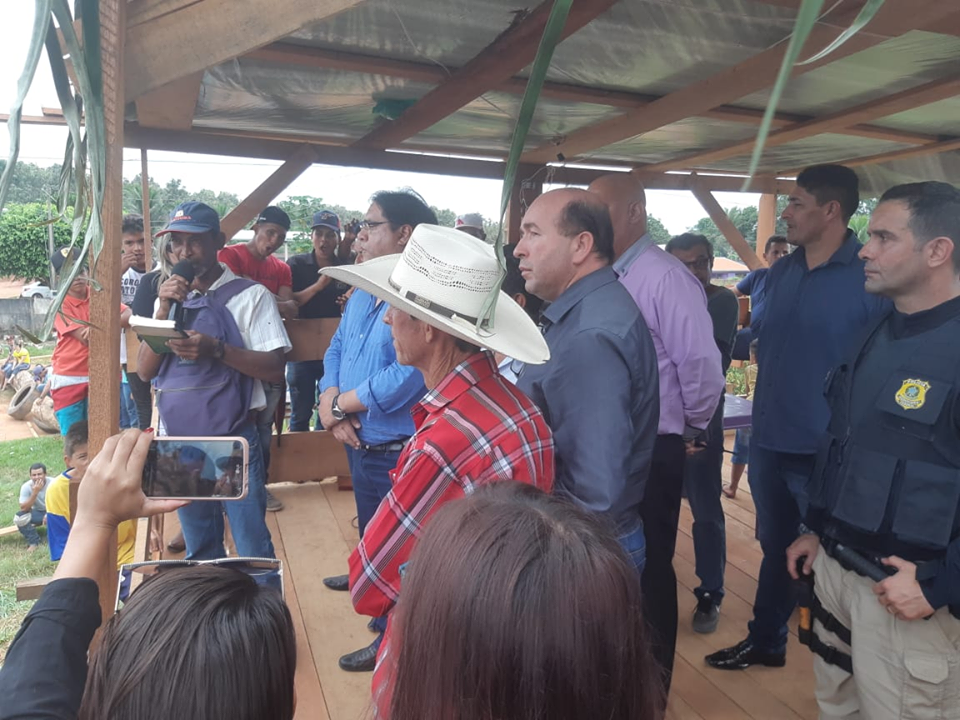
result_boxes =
[19,476,53,514]
[120,267,146,365]
[154,263,291,411]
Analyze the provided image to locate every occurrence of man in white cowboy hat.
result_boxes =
[320,224,556,676]
[514,188,660,575]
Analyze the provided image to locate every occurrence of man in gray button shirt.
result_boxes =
[515,188,660,571]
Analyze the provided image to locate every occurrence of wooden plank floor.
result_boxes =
[212,433,817,720]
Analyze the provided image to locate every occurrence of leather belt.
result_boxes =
[360,440,408,453]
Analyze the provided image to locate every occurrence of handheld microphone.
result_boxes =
[169,260,196,331]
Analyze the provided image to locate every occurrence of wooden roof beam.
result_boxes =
[641,73,960,172]
[691,180,763,270]
[352,0,618,151]
[123,125,794,193]
[246,42,937,147]
[520,0,958,164]
[219,144,318,240]
[124,0,364,102]
[134,72,204,130]
[812,136,960,170]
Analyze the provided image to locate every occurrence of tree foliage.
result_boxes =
[0,161,62,206]
[122,175,240,234]
[0,203,74,281]
[647,215,671,245]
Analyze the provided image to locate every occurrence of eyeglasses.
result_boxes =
[680,257,711,271]
[360,220,391,230]
[116,557,283,611]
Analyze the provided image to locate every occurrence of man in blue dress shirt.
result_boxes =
[317,190,435,673]
[707,164,890,671]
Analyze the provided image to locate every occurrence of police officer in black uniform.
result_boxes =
[787,181,960,719]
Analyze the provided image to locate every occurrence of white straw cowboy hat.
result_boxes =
[321,224,549,365]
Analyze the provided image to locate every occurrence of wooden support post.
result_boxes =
[84,0,126,626]
[219,144,318,241]
[140,148,151,234]
[757,193,778,260]
[690,182,762,270]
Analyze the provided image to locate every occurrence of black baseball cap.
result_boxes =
[50,246,83,272]
[255,206,291,230]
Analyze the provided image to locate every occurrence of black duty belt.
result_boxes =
[360,440,408,453]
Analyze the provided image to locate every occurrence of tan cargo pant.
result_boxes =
[812,550,960,719]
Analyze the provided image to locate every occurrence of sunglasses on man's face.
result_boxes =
[115,557,283,612]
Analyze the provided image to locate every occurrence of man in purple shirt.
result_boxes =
[590,173,724,699]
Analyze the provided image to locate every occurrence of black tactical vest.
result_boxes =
[808,313,960,560]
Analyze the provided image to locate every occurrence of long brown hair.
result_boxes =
[388,482,663,720]
[79,566,296,720]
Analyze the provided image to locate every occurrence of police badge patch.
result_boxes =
[895,379,931,410]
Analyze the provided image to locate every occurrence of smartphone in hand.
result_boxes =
[142,436,249,501]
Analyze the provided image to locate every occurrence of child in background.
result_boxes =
[724,339,758,499]
[45,421,138,598]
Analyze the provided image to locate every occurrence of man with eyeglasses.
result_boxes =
[588,173,723,703]
[666,233,739,635]
[317,190,436,673]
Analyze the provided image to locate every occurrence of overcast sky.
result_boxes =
[0,4,762,233]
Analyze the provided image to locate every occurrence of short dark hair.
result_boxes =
[557,198,615,263]
[764,234,788,254]
[879,182,960,272]
[665,232,713,258]
[370,189,438,229]
[122,214,144,235]
[502,253,543,322]
[796,164,860,222]
[64,421,88,458]
[453,337,483,354]
[29,462,46,474]
[389,482,663,720]
[80,566,296,720]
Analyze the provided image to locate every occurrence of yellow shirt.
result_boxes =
[13,348,30,365]
[45,472,138,568]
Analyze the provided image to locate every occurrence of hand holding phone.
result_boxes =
[142,436,249,501]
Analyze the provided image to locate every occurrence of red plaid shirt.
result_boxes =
[349,351,554,619]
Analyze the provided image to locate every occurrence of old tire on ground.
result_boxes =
[31,397,59,434]
[10,370,34,393]
[8,383,39,420]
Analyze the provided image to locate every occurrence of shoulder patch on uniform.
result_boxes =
[895,378,931,410]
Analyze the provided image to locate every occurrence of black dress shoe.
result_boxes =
[705,639,786,670]
[338,640,380,672]
[323,574,349,591]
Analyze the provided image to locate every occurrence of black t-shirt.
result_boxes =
[131,270,162,318]
[287,252,342,319]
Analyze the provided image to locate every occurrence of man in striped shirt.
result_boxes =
[320,224,555,687]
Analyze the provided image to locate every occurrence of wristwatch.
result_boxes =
[330,394,346,422]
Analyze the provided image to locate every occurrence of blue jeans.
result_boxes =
[732,426,752,465]
[685,399,726,602]
[345,445,401,636]
[618,522,646,576]
[119,379,137,430]
[16,508,45,546]
[746,446,814,653]
[286,360,324,432]
[177,423,279,588]
[257,381,285,480]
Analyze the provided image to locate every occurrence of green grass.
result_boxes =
[0,435,65,661]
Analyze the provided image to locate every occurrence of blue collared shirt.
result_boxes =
[752,231,890,454]
[320,289,426,445]
[517,267,660,532]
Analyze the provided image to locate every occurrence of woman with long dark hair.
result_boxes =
[381,481,664,720]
